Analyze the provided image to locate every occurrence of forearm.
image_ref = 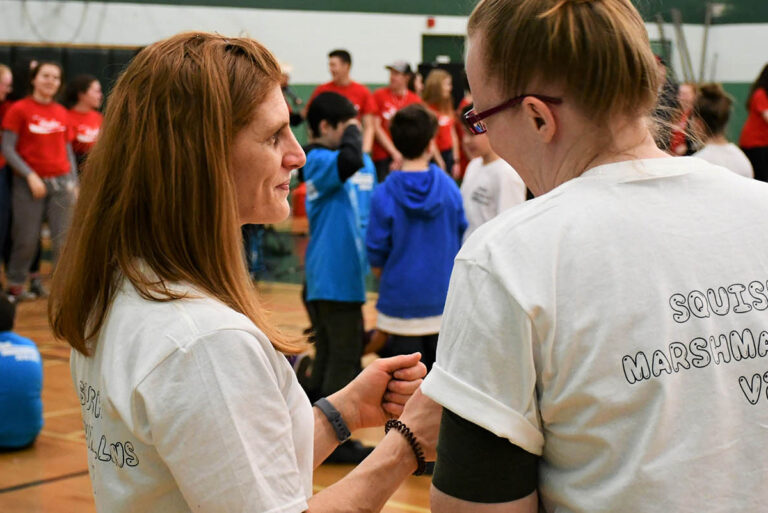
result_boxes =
[374,120,398,157]
[362,114,375,154]
[1,131,35,178]
[308,431,418,513]
[338,125,364,181]
[313,406,341,468]
[66,143,79,180]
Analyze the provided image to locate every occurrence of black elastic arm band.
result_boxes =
[432,409,539,503]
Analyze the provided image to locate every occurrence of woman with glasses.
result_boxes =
[49,32,440,513]
[422,0,768,512]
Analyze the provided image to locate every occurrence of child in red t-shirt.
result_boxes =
[422,69,460,178]
[65,74,103,171]
[0,61,76,301]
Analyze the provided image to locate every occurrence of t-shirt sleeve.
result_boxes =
[135,329,308,513]
[360,88,376,116]
[304,150,342,200]
[1,103,24,133]
[753,88,768,113]
[422,259,544,456]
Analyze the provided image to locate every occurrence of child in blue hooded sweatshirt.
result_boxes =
[366,104,467,371]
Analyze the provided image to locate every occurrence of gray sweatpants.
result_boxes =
[8,174,75,286]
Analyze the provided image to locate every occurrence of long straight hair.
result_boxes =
[422,69,453,113]
[49,32,305,355]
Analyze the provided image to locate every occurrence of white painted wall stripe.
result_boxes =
[1,1,766,83]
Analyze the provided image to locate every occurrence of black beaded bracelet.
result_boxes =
[385,419,427,476]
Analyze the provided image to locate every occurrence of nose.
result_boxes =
[284,132,306,170]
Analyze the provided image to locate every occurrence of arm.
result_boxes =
[430,409,539,513]
[2,130,47,199]
[431,140,446,170]
[337,122,364,182]
[762,111,768,124]
[373,116,402,168]
[66,143,79,179]
[308,388,442,513]
[365,191,392,271]
[362,113,375,154]
[2,130,35,177]
[311,352,424,467]
[432,488,538,513]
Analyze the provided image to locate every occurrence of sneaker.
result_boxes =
[29,278,48,299]
[324,439,374,464]
[6,286,35,303]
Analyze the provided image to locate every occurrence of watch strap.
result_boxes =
[313,397,351,443]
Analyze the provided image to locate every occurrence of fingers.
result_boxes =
[393,361,426,381]
[384,391,412,405]
[382,402,405,417]
[374,352,422,374]
[387,377,422,395]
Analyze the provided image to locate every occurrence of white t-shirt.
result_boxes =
[70,278,314,513]
[460,156,526,242]
[694,142,754,179]
[423,157,768,512]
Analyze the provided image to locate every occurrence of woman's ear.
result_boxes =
[521,97,557,144]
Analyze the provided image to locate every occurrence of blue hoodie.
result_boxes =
[366,164,467,318]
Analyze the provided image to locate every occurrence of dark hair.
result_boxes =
[65,74,98,108]
[407,72,422,93]
[693,83,732,138]
[30,61,62,82]
[328,49,352,66]
[390,104,438,159]
[306,91,357,137]
[747,63,768,110]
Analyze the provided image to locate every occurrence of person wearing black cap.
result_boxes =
[0,293,43,451]
[370,61,422,182]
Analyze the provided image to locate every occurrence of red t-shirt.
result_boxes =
[739,88,768,149]
[1,97,72,178]
[669,109,690,154]
[0,100,13,169]
[308,81,375,117]
[428,104,456,153]
[68,109,103,156]
[371,87,422,161]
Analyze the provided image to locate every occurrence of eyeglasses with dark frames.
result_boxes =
[463,94,563,135]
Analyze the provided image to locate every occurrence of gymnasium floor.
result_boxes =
[0,231,432,512]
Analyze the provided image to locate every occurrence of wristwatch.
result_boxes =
[313,397,351,443]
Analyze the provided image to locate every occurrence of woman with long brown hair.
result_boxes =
[49,32,439,513]
[422,0,768,511]
[422,69,460,176]
[1,61,76,302]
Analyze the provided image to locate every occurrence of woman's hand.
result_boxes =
[329,353,426,432]
[397,388,442,461]
[26,173,47,199]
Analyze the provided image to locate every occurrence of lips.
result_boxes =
[276,181,290,191]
